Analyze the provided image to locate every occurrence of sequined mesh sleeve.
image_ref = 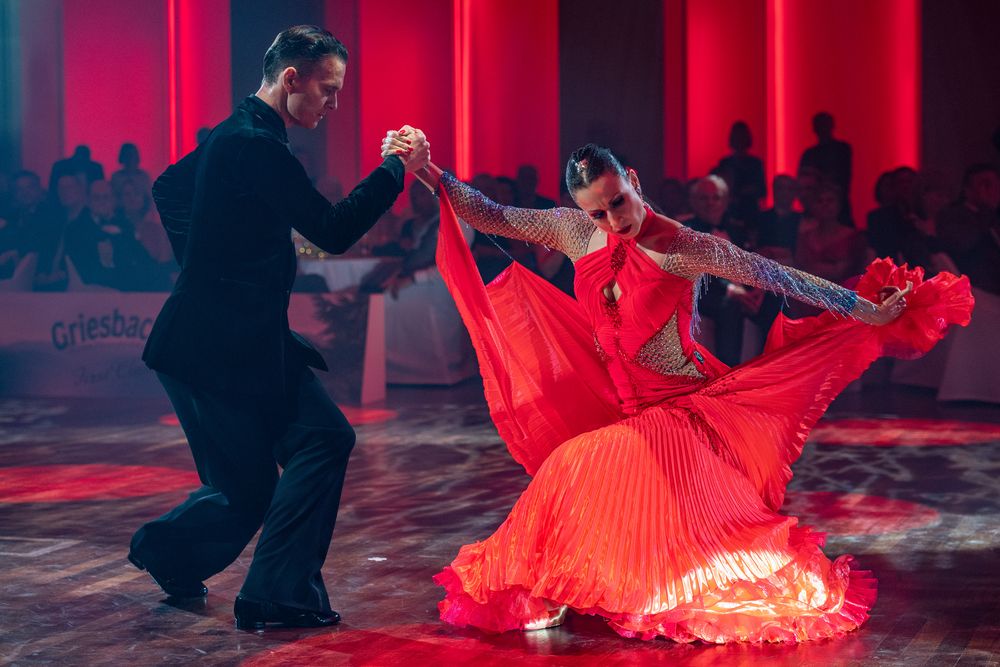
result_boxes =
[664,227,878,318]
[439,172,595,261]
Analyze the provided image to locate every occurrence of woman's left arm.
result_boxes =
[664,228,906,325]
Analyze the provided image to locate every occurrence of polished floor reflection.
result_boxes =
[1,383,998,666]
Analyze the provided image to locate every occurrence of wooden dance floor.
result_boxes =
[1,382,999,666]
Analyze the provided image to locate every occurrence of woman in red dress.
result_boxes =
[384,138,973,643]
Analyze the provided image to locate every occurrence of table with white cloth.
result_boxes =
[297,256,382,292]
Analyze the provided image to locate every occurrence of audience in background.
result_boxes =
[49,145,105,189]
[792,181,867,315]
[755,174,802,265]
[515,164,556,210]
[798,112,853,222]
[656,178,690,220]
[936,163,1000,295]
[110,143,152,201]
[119,180,171,267]
[683,175,749,366]
[67,180,172,291]
[714,121,766,225]
[867,166,949,272]
[361,181,441,297]
[1,119,995,358]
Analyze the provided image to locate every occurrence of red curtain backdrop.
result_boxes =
[43,0,922,218]
[17,0,65,185]
[171,0,232,161]
[465,0,560,199]
[685,0,767,183]
[768,0,920,223]
[357,0,455,192]
[62,0,169,176]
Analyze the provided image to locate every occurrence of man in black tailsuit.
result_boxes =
[128,25,430,630]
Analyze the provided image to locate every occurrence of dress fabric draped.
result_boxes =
[431,185,974,643]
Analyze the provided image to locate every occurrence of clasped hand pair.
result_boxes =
[382,126,430,173]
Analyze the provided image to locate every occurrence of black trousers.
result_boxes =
[130,369,355,612]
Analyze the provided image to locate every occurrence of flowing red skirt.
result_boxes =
[431,192,974,643]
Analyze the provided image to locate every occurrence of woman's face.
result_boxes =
[121,183,145,214]
[573,170,647,240]
[815,189,841,222]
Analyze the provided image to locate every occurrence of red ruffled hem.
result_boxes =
[435,528,877,644]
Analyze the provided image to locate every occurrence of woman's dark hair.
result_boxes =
[565,144,627,194]
[118,142,139,165]
[262,25,349,85]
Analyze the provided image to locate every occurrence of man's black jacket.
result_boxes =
[143,95,404,396]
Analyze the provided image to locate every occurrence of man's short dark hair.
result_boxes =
[262,25,349,85]
[11,170,40,185]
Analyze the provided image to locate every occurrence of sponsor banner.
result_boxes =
[0,293,382,402]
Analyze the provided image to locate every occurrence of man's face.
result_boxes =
[690,180,727,225]
[773,177,798,210]
[517,167,538,197]
[287,56,346,129]
[89,181,116,219]
[57,175,86,209]
[966,171,1000,211]
[13,176,42,208]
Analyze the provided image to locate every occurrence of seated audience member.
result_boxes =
[684,175,752,366]
[515,164,556,210]
[746,174,804,347]
[64,180,116,287]
[469,173,523,283]
[796,166,823,221]
[361,181,441,297]
[908,172,959,275]
[0,173,19,279]
[657,177,691,220]
[496,176,517,207]
[120,180,173,267]
[0,171,12,220]
[867,167,920,260]
[755,174,802,264]
[0,215,17,280]
[35,172,91,290]
[110,143,153,200]
[792,181,867,316]
[936,163,1000,296]
[71,180,172,291]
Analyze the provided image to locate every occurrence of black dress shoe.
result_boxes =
[127,552,208,599]
[234,594,341,630]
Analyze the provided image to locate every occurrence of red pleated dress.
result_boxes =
[431,186,974,643]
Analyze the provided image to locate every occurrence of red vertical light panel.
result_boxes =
[663,0,687,179]
[172,0,232,160]
[358,0,455,187]
[62,0,170,176]
[167,0,178,163]
[465,0,559,196]
[324,0,362,189]
[453,0,471,180]
[685,0,766,181]
[769,0,920,222]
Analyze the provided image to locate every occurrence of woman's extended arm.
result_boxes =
[407,162,595,261]
[663,227,907,325]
